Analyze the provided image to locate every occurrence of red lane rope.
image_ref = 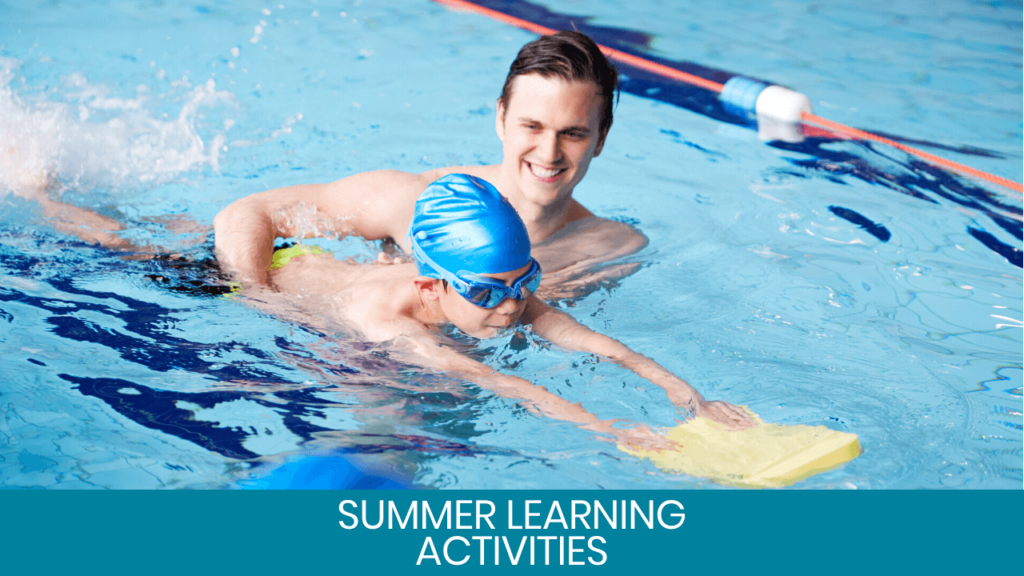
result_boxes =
[436,0,557,35]
[595,46,725,93]
[435,0,726,91]
[800,113,1023,194]
[433,0,1022,196]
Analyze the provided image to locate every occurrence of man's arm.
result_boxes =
[213,169,441,285]
[522,297,753,428]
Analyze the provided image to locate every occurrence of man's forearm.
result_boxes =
[211,173,414,285]
[213,198,276,285]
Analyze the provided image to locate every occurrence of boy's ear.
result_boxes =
[413,277,442,301]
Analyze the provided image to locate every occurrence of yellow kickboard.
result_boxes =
[621,408,861,488]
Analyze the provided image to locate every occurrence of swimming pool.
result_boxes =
[1,0,1020,489]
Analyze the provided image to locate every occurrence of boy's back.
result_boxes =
[268,254,426,342]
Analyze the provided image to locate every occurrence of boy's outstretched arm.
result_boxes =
[390,328,676,452]
[2,150,142,251]
[3,148,207,253]
[522,297,754,429]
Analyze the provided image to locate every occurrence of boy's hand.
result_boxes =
[583,419,676,452]
[655,376,754,430]
[1,145,50,197]
[613,423,678,453]
[693,400,755,430]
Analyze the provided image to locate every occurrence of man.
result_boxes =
[214,31,646,296]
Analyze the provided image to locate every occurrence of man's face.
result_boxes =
[496,74,606,209]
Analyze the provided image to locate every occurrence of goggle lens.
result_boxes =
[455,259,542,309]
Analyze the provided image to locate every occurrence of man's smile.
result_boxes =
[525,160,567,182]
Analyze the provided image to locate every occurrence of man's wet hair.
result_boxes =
[499,30,619,138]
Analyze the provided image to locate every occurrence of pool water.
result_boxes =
[0,0,1020,489]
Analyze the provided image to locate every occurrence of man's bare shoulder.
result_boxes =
[539,213,647,257]
[564,200,646,256]
[530,213,647,279]
[590,216,647,253]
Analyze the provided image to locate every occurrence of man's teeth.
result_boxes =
[528,163,563,178]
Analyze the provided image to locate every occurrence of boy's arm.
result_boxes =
[522,297,753,428]
[213,169,440,286]
[2,153,151,252]
[390,327,675,452]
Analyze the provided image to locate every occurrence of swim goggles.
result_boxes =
[409,236,543,309]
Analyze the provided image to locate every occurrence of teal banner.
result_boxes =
[2,490,1021,573]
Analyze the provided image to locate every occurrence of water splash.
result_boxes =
[230,113,302,148]
[272,201,354,240]
[0,57,235,195]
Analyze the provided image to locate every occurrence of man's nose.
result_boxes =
[535,132,561,163]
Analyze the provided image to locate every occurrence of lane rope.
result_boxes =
[433,0,1022,196]
[799,112,1023,194]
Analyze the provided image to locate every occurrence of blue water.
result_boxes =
[0,0,1020,489]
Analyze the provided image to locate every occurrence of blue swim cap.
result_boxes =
[409,174,531,276]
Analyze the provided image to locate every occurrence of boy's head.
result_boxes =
[409,174,542,338]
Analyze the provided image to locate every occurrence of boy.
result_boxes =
[262,174,752,450]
